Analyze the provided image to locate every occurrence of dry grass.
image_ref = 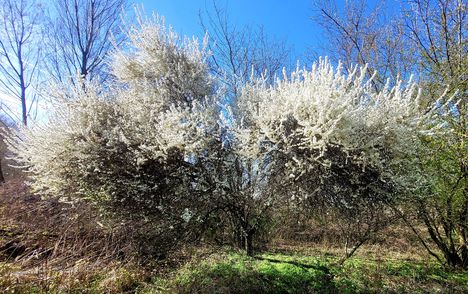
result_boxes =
[270,223,435,264]
[273,210,437,262]
[0,178,149,292]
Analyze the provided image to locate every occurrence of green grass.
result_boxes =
[2,249,467,293]
[334,257,468,293]
[148,250,468,294]
[153,252,334,293]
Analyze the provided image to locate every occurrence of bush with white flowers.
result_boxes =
[233,59,441,193]
[225,59,445,255]
[8,15,219,220]
[8,16,445,256]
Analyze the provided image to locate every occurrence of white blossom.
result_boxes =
[7,14,219,204]
[227,58,442,188]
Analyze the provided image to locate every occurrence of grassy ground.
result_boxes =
[1,179,467,293]
[3,247,467,293]
[145,249,468,294]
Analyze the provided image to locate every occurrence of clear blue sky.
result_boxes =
[135,0,324,61]
[135,0,402,63]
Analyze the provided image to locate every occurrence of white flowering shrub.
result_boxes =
[7,11,446,257]
[233,58,442,190]
[8,14,219,228]
[225,58,445,256]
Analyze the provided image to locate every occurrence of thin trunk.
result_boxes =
[0,158,5,183]
[245,229,254,257]
[339,237,368,265]
[21,90,27,125]
[18,47,28,126]
[445,251,463,268]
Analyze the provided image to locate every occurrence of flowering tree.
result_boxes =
[7,12,447,257]
[229,59,446,256]
[7,14,220,254]
[192,140,288,255]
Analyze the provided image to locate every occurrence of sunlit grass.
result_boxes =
[153,250,468,294]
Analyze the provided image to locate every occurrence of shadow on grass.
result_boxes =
[171,253,339,294]
[255,255,333,272]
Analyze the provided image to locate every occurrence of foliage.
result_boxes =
[407,0,467,268]
[413,109,467,267]
[314,0,467,268]
[9,14,216,202]
[234,60,434,178]
[163,252,335,293]
[7,14,220,255]
[2,176,467,293]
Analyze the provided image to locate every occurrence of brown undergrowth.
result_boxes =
[0,177,462,293]
[0,178,151,292]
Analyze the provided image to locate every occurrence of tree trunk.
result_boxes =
[461,247,468,268]
[245,230,254,257]
[0,158,4,183]
[444,250,464,268]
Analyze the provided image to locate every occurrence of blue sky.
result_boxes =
[135,0,325,61]
[135,0,402,63]
[1,0,403,122]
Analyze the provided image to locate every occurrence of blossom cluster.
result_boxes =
[231,59,442,190]
[8,15,219,210]
[7,16,446,223]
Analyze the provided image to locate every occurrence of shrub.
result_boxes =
[7,14,450,258]
[7,15,219,255]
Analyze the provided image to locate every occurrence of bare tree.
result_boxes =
[403,0,467,269]
[0,0,43,126]
[404,0,467,99]
[199,1,291,99]
[46,0,128,84]
[315,0,467,268]
[312,0,418,90]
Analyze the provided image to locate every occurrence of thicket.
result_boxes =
[6,13,463,269]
